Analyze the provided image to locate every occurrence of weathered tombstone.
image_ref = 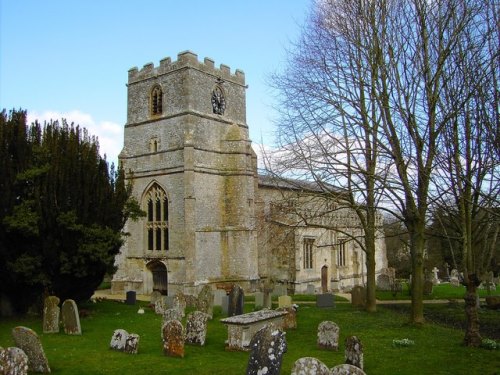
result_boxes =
[272,285,287,297]
[197,285,214,319]
[377,274,392,291]
[62,299,81,335]
[317,321,340,351]
[331,363,367,375]
[431,267,440,285]
[185,311,209,346]
[221,294,229,315]
[213,289,226,306]
[150,291,162,305]
[423,280,434,296]
[163,308,182,323]
[228,284,244,317]
[110,329,139,354]
[245,325,287,375]
[345,336,363,370]
[254,292,264,310]
[0,346,29,375]
[306,284,316,295]
[278,295,292,308]
[290,357,330,375]
[351,286,366,308]
[316,293,335,308]
[450,269,460,286]
[163,319,185,357]
[173,293,187,317]
[11,326,50,373]
[42,296,60,334]
[155,297,168,315]
[278,306,297,330]
[125,290,136,305]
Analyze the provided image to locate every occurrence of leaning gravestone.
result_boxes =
[42,296,60,334]
[290,357,330,375]
[197,285,214,319]
[11,326,50,373]
[351,286,366,308]
[317,321,340,351]
[331,363,367,375]
[345,336,363,370]
[62,299,81,335]
[185,311,209,346]
[228,284,244,317]
[110,329,140,354]
[163,319,185,358]
[245,325,287,375]
[0,346,29,375]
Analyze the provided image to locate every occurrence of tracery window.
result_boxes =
[337,239,347,266]
[151,86,163,116]
[145,183,169,251]
[303,238,314,269]
[211,85,225,115]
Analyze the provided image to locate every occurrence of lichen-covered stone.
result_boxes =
[163,319,185,358]
[185,311,209,345]
[331,363,367,375]
[245,325,287,375]
[11,326,50,373]
[42,296,60,334]
[124,334,140,354]
[278,306,296,330]
[62,299,81,335]
[173,293,186,318]
[110,329,140,354]
[197,285,214,319]
[344,336,363,370]
[0,346,29,375]
[290,357,330,375]
[317,321,340,351]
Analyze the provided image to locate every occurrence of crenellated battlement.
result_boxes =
[128,50,245,85]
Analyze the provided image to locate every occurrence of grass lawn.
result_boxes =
[376,282,500,301]
[1,299,499,374]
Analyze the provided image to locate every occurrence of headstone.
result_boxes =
[155,297,168,315]
[290,357,330,375]
[316,293,335,308]
[377,274,391,291]
[197,285,214,319]
[272,285,287,297]
[228,284,244,317]
[61,299,81,335]
[11,326,50,373]
[317,321,340,351]
[42,296,60,334]
[110,329,139,354]
[162,319,185,357]
[185,311,209,346]
[163,308,182,324]
[125,290,136,305]
[245,325,287,375]
[485,296,500,310]
[221,295,229,315]
[254,292,264,310]
[351,286,366,308]
[423,280,433,296]
[0,347,29,375]
[150,291,162,305]
[331,363,367,375]
[306,284,316,295]
[278,306,297,330]
[213,289,227,306]
[345,336,363,370]
[450,269,460,286]
[444,262,450,280]
[431,267,440,284]
[173,293,187,317]
[278,295,292,308]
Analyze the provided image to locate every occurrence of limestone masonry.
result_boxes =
[111,51,388,296]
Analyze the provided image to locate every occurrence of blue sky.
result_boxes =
[1,0,312,164]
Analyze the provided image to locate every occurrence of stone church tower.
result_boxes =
[112,51,259,295]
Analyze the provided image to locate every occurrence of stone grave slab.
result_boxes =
[345,336,363,370]
[0,346,29,375]
[11,326,50,373]
[316,293,335,308]
[162,319,185,357]
[291,357,330,375]
[245,325,287,375]
[62,299,81,335]
[42,296,60,334]
[228,284,244,317]
[278,295,292,308]
[317,321,340,351]
[185,311,209,346]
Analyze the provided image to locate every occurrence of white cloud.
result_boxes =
[27,110,123,165]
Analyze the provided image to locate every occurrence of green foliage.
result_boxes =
[0,109,139,313]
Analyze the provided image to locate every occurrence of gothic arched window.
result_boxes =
[144,183,169,251]
[211,85,225,115]
[151,86,163,116]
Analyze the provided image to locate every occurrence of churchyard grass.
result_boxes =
[376,282,500,301]
[1,298,499,374]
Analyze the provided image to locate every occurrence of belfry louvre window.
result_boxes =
[151,86,163,115]
[337,239,347,266]
[303,238,314,269]
[145,183,169,251]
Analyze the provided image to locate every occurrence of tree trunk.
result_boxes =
[463,275,482,347]
[410,230,425,324]
[365,249,377,312]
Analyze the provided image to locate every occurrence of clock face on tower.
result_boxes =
[211,86,225,115]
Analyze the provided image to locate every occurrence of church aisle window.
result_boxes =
[337,239,347,266]
[145,183,169,251]
[303,238,314,269]
[151,85,163,116]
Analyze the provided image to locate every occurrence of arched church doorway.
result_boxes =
[148,261,168,295]
[321,265,328,293]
